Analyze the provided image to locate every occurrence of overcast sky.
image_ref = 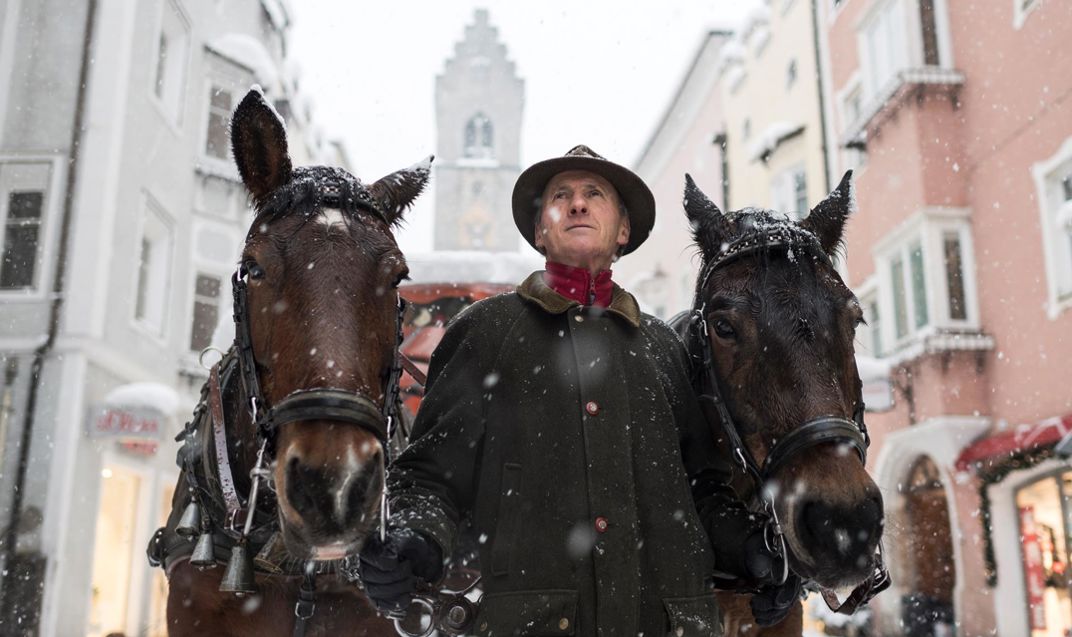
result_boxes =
[288,1,757,252]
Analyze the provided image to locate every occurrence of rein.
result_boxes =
[688,225,890,615]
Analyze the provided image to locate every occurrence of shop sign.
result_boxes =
[87,406,162,440]
[1019,506,1047,630]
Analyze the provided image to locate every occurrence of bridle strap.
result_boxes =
[263,389,388,446]
[763,417,867,479]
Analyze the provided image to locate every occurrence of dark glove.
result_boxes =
[743,528,777,582]
[750,572,803,626]
[359,528,444,614]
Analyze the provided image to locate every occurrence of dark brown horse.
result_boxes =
[675,173,887,636]
[148,88,429,636]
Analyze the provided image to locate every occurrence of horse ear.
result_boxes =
[683,174,734,258]
[802,170,854,255]
[231,87,293,209]
[368,156,434,226]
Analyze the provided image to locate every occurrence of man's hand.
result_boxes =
[359,528,443,614]
[750,573,803,626]
[743,528,777,582]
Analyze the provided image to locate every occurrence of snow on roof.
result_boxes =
[746,121,805,162]
[260,0,291,31]
[104,382,181,416]
[741,3,771,37]
[209,33,280,88]
[719,39,746,64]
[406,251,542,286]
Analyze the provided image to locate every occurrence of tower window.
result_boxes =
[464,113,494,159]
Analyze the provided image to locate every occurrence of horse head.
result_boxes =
[683,172,884,590]
[230,88,429,561]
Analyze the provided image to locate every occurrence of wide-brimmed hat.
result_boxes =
[511,145,655,255]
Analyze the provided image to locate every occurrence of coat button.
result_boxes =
[585,401,600,416]
[558,618,570,631]
[594,516,609,533]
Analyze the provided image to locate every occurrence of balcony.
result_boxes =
[841,66,965,150]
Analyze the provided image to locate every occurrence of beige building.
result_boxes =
[720,0,832,215]
[625,31,733,319]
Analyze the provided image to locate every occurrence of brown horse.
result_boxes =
[675,173,887,637]
[148,88,429,636]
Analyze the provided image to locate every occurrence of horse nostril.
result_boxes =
[800,498,882,561]
[285,460,333,522]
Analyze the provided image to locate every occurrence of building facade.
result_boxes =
[820,0,1072,635]
[721,0,832,215]
[0,1,345,635]
[433,9,524,252]
[626,31,733,319]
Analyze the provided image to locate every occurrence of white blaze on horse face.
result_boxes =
[317,207,346,229]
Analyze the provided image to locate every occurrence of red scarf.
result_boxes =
[543,261,613,308]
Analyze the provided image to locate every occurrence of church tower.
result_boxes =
[434,9,524,251]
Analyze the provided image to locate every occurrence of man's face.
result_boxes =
[534,170,630,271]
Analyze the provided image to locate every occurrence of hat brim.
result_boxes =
[512,156,655,255]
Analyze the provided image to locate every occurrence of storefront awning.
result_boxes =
[955,413,1072,471]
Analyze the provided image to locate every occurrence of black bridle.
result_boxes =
[230,258,409,544]
[688,224,890,615]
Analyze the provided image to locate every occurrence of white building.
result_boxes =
[0,1,345,635]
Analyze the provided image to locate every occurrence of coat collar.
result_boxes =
[517,271,641,328]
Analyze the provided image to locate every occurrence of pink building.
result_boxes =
[820,0,1072,634]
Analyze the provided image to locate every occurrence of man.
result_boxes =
[360,146,794,634]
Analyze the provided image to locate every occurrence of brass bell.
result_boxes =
[219,544,256,595]
[175,501,201,538]
[190,532,216,569]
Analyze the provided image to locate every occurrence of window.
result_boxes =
[133,199,173,336]
[151,0,190,124]
[1032,137,1072,317]
[1015,471,1072,636]
[1,192,44,289]
[943,232,967,320]
[204,87,232,160]
[875,210,979,349]
[918,0,940,66]
[861,0,909,98]
[189,273,221,352]
[771,164,807,219]
[87,465,142,637]
[463,113,494,159]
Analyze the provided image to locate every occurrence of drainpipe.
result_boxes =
[811,0,833,192]
[0,0,98,631]
[713,132,730,209]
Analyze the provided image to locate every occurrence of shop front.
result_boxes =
[82,383,182,637]
[959,413,1072,637]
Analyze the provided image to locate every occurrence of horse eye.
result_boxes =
[713,319,736,340]
[247,262,266,280]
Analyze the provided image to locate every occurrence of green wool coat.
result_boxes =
[390,272,755,637]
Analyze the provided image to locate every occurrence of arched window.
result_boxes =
[463,113,494,158]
